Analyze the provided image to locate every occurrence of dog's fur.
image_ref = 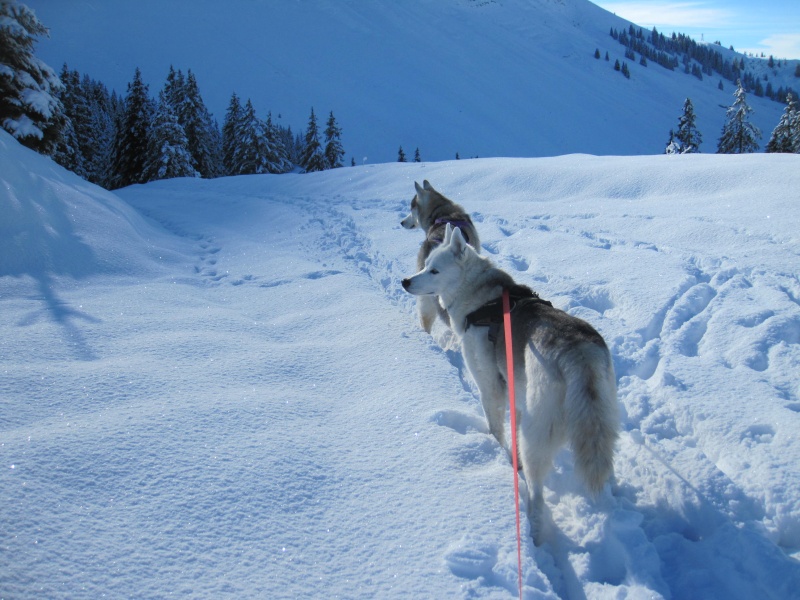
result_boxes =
[401,180,480,333]
[402,225,618,541]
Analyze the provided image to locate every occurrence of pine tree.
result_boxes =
[300,107,324,172]
[50,105,82,175]
[81,75,117,187]
[717,80,761,154]
[675,98,702,153]
[52,65,86,177]
[397,145,406,162]
[54,66,116,185]
[664,129,680,154]
[275,122,301,166]
[234,99,267,175]
[0,0,65,154]
[323,111,344,169]
[109,67,154,188]
[414,147,421,162]
[163,66,185,112]
[263,111,292,173]
[766,93,799,153]
[175,70,220,178]
[222,92,242,174]
[144,90,198,181]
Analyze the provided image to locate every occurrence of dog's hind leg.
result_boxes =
[518,371,566,545]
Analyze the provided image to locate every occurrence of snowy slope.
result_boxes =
[3,130,800,598]
[28,0,792,164]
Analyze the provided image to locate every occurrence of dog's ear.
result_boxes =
[423,180,434,191]
[414,181,431,207]
[443,222,454,245]
[450,226,468,259]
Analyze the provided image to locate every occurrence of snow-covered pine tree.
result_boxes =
[175,70,221,178]
[0,0,65,155]
[766,93,799,153]
[50,104,82,175]
[233,99,267,175]
[300,107,324,172]
[284,125,302,165]
[53,66,119,186]
[263,111,293,173]
[84,75,118,187]
[144,89,199,181]
[664,129,680,154]
[52,65,86,177]
[717,80,761,154]
[222,92,242,175]
[108,67,154,189]
[675,98,702,153]
[163,66,185,113]
[323,111,344,169]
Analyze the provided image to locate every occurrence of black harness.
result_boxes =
[464,285,552,343]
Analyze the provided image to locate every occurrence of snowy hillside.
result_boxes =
[28,0,794,163]
[3,129,800,599]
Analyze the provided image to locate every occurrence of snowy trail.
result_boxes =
[3,137,800,599]
[198,168,798,599]
[281,166,800,599]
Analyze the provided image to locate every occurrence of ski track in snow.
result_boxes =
[153,189,800,599]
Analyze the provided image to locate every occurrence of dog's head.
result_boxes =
[402,224,471,296]
[400,180,439,230]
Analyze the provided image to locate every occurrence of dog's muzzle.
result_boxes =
[401,278,411,290]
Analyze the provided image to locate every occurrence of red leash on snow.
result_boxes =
[502,288,524,598]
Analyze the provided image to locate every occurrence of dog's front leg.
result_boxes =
[480,374,508,449]
[416,295,440,333]
[463,334,507,448]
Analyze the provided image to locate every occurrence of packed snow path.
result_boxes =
[2,135,800,598]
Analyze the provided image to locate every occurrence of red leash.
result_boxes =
[502,288,524,598]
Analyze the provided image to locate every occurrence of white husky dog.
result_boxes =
[402,225,618,540]
[401,180,480,333]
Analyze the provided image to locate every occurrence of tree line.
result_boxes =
[62,65,345,189]
[610,25,798,106]
[1,2,345,190]
[666,82,799,154]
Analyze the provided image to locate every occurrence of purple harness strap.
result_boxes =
[431,218,471,244]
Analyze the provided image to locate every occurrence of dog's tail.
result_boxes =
[563,343,619,496]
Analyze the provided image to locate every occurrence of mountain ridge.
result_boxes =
[28,0,795,163]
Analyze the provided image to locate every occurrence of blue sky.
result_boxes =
[594,0,800,59]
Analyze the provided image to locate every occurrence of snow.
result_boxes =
[2,128,800,598]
